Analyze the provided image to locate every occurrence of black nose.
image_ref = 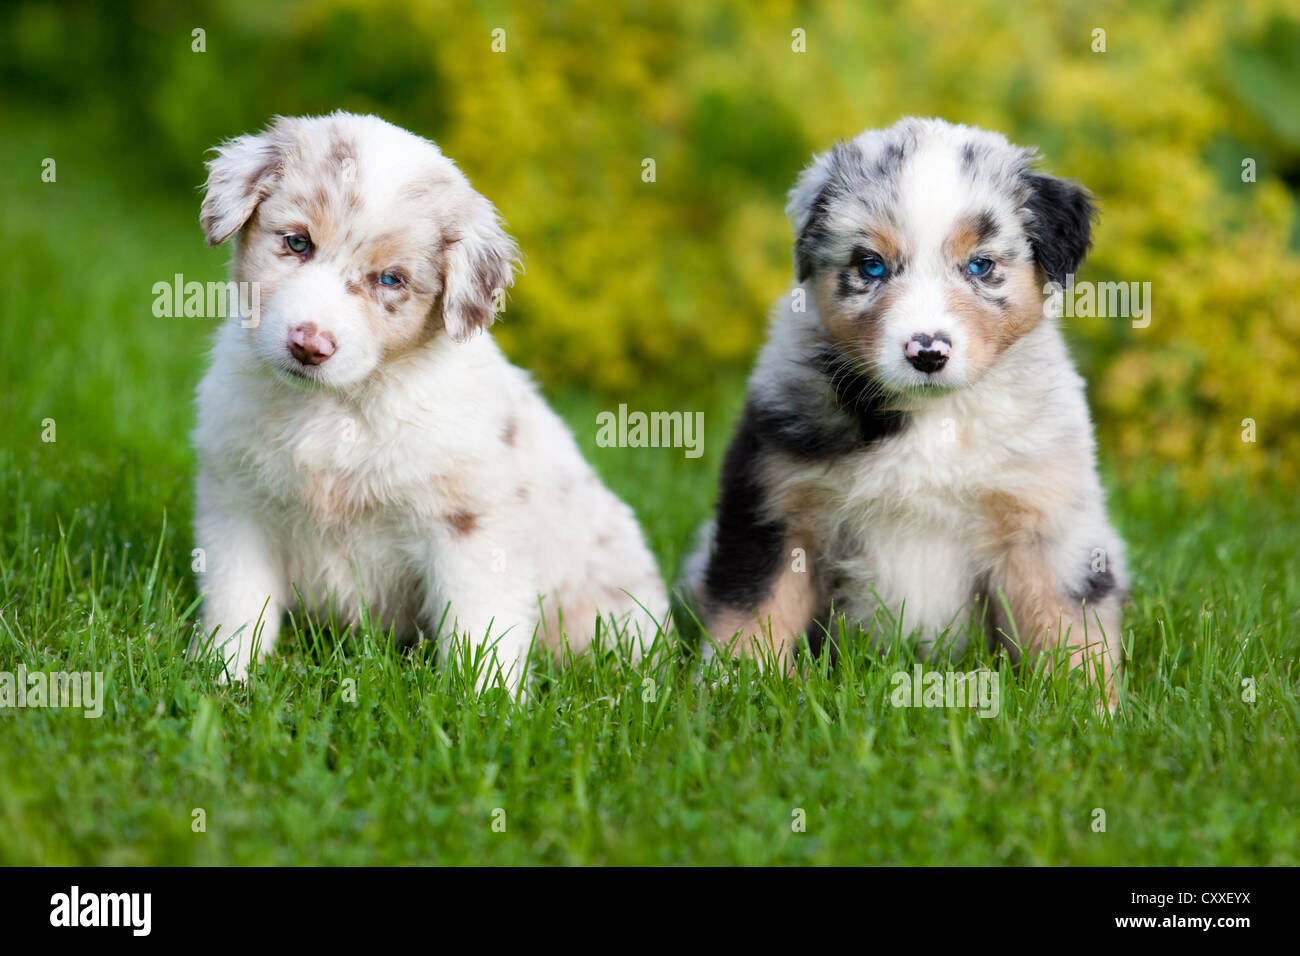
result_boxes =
[905,333,951,373]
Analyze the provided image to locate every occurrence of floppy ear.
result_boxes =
[1022,172,1097,285]
[200,125,287,246]
[439,192,520,342]
[787,146,843,283]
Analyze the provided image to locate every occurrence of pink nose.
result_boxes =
[905,333,950,373]
[287,324,336,366]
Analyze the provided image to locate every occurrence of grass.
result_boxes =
[1,114,1297,866]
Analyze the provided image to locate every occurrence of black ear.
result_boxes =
[1022,172,1097,284]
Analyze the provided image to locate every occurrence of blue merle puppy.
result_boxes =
[682,117,1127,709]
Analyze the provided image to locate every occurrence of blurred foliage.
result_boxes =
[3,0,1299,487]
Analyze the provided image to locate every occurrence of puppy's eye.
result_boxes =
[859,255,888,281]
[966,257,994,277]
[285,234,312,255]
[378,272,403,287]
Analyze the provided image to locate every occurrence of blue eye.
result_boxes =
[966,257,994,277]
[859,256,888,280]
[379,272,402,287]
[285,234,312,255]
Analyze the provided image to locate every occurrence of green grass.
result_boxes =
[2,114,1298,866]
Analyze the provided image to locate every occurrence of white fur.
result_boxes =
[191,113,668,691]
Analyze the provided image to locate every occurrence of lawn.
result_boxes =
[1,117,1297,866]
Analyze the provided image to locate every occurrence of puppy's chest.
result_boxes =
[243,407,452,530]
[792,409,1012,551]
[866,409,999,490]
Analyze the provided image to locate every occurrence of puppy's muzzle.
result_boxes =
[905,333,951,373]
[288,324,337,366]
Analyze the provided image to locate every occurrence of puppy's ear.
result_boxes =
[200,124,287,246]
[1022,172,1097,285]
[786,146,843,283]
[439,192,520,342]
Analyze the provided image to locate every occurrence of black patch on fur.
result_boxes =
[1022,172,1097,284]
[974,210,999,244]
[871,140,908,182]
[811,347,908,447]
[745,348,908,460]
[961,143,977,175]
[704,405,790,611]
[747,401,855,460]
[1071,566,1117,604]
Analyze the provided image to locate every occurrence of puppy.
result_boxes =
[683,117,1127,708]
[191,112,668,690]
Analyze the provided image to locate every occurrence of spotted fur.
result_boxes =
[191,112,668,692]
[683,118,1127,708]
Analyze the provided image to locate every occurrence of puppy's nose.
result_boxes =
[905,333,950,373]
[287,324,336,366]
